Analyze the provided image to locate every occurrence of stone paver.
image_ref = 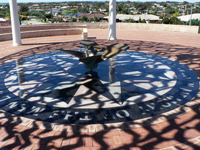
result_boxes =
[0,29,200,150]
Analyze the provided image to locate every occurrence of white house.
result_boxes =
[178,13,200,22]
[0,18,6,22]
[105,14,160,22]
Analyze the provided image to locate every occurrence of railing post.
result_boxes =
[9,0,22,46]
[108,0,116,40]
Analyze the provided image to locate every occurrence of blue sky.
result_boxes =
[0,0,199,3]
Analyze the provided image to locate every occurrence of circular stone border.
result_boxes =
[0,39,200,132]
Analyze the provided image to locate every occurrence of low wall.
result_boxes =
[0,24,87,34]
[116,23,199,34]
[0,29,84,41]
[67,22,199,34]
[0,24,87,41]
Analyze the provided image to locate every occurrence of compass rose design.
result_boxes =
[0,46,199,124]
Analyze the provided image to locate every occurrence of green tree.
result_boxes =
[82,16,88,21]
[138,17,141,23]
[134,2,149,13]
[172,12,180,17]
[170,17,181,25]
[71,18,77,22]
[186,19,200,26]
[21,12,28,16]
[20,4,29,12]
[162,17,170,24]
[53,17,63,23]
[159,15,164,19]
[0,13,5,18]
[45,14,53,20]
[116,4,123,14]
[19,15,22,25]
[89,18,94,22]
[141,19,146,23]
[122,19,135,23]
[165,8,178,14]
[5,9,10,18]
[71,10,77,17]
[94,16,99,22]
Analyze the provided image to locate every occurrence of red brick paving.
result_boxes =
[0,29,200,149]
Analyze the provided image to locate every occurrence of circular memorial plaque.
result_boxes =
[0,50,199,124]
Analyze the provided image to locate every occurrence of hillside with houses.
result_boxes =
[0,1,200,26]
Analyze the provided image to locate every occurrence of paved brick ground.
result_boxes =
[0,29,200,150]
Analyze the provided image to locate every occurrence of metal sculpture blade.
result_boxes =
[58,49,85,58]
[80,40,102,51]
[57,40,129,74]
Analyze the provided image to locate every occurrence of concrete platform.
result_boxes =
[0,29,200,150]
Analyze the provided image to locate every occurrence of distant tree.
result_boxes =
[71,10,77,16]
[0,13,5,18]
[94,16,99,22]
[116,4,123,14]
[162,17,170,24]
[172,12,180,17]
[20,4,29,12]
[89,18,94,22]
[82,16,88,21]
[19,15,22,25]
[138,17,141,23]
[159,15,164,19]
[21,12,28,16]
[165,8,178,14]
[183,1,189,5]
[160,2,168,7]
[45,14,53,20]
[141,19,146,23]
[71,18,77,22]
[170,17,181,24]
[31,12,44,17]
[53,17,63,23]
[186,19,200,26]
[122,19,135,23]
[135,2,148,13]
[5,9,10,18]
[43,15,47,22]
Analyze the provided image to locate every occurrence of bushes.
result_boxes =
[122,19,135,23]
[141,19,146,23]
[71,18,77,22]
[53,17,63,23]
[169,16,181,25]
[162,17,170,24]
[94,16,99,22]
[162,17,181,25]
[186,19,200,26]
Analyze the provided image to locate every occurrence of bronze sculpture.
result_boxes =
[57,40,129,77]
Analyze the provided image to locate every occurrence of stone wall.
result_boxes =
[0,24,87,34]
[116,23,199,34]
[67,22,199,34]
[0,24,87,41]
